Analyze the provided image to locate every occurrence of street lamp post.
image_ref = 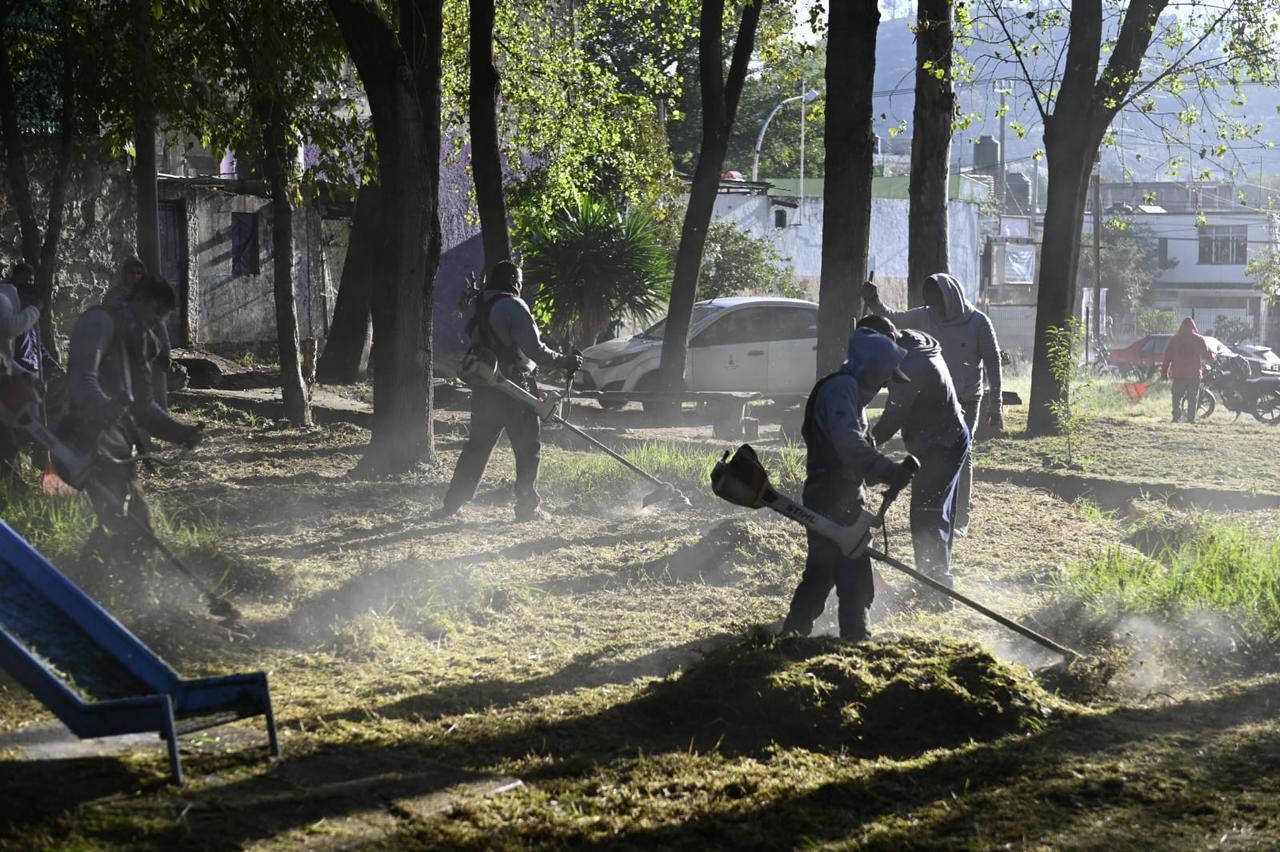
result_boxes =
[752,87,820,190]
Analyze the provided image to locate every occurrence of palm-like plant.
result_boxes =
[523,197,671,350]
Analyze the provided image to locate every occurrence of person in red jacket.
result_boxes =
[1161,317,1214,423]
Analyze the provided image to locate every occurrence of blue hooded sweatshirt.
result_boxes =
[805,328,906,488]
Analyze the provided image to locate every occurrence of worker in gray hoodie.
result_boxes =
[862,272,1001,534]
[858,315,970,608]
[439,260,582,521]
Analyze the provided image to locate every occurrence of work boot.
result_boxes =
[838,606,870,642]
[514,506,547,523]
[917,588,954,613]
[514,495,547,522]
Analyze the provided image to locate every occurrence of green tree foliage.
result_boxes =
[1075,218,1171,323]
[667,1,819,177]
[1137,307,1179,335]
[697,220,798,299]
[441,0,681,227]
[524,197,671,349]
[973,0,1280,435]
[1212,316,1254,346]
[1044,318,1089,469]
[1247,247,1280,306]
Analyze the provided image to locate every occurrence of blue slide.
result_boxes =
[0,520,279,784]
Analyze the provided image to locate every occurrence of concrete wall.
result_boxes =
[710,192,983,307]
[166,186,332,347]
[0,145,139,345]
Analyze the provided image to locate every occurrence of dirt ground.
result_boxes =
[1,393,1279,849]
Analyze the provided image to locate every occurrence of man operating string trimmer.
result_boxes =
[779,327,917,642]
[58,274,205,566]
[438,260,583,522]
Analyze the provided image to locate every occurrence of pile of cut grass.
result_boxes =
[639,630,1062,757]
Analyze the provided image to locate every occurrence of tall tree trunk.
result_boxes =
[0,1,76,359]
[260,98,312,427]
[131,0,160,273]
[656,0,762,399]
[469,0,510,270]
[315,182,378,384]
[907,0,952,307]
[1026,128,1097,435]
[817,0,879,374]
[1023,0,1165,434]
[328,0,442,475]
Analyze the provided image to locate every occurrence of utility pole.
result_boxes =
[799,79,806,225]
[997,82,1007,211]
[1091,168,1103,357]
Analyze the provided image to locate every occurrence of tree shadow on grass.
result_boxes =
[254,529,680,648]
[335,632,741,724]
[0,755,144,839]
[9,664,1279,849]
[395,673,1280,850]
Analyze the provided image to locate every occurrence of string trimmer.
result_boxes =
[709,443,1082,663]
[460,349,690,507]
[0,390,244,628]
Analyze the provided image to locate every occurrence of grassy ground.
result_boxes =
[987,374,1280,493]
[0,395,1278,849]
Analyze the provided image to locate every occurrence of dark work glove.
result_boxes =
[178,423,205,450]
[882,458,915,492]
[559,351,584,373]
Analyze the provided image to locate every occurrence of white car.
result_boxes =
[579,297,820,406]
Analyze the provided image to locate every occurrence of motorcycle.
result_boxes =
[1201,355,1280,424]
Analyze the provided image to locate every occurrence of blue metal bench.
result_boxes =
[0,520,279,784]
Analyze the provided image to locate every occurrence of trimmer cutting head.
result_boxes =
[642,483,692,508]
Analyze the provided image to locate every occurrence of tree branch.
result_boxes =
[723,0,763,126]
[1119,0,1234,109]
[986,0,1048,123]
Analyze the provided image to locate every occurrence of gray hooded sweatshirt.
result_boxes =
[866,273,1002,405]
[871,329,968,455]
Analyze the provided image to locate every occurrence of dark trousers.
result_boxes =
[782,482,873,640]
[0,425,22,482]
[81,425,154,561]
[909,439,969,587]
[1171,378,1200,422]
[443,385,542,513]
[956,398,980,531]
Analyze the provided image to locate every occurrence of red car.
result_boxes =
[1106,333,1232,380]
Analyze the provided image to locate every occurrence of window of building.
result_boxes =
[1197,224,1247,265]
[231,212,260,275]
[773,209,787,228]
[1157,238,1168,265]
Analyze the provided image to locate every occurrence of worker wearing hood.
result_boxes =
[1161,317,1214,423]
[780,328,917,641]
[0,271,42,476]
[860,316,970,605]
[863,272,1002,535]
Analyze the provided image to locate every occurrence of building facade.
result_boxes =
[710,174,988,309]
